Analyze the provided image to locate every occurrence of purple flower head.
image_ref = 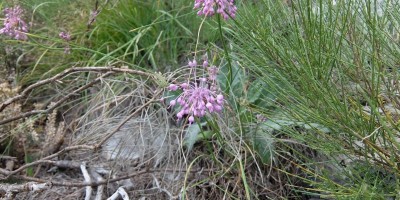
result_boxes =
[169,84,179,91]
[181,83,189,89]
[59,31,71,41]
[171,84,224,123]
[188,116,195,123]
[168,57,224,124]
[59,31,71,54]
[203,59,209,68]
[0,6,29,40]
[194,0,237,20]
[188,59,197,68]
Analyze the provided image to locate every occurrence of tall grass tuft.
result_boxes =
[229,0,400,198]
[87,0,217,70]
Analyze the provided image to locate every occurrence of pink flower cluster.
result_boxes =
[59,31,71,41]
[0,6,28,40]
[194,0,237,20]
[168,57,224,124]
[59,31,71,54]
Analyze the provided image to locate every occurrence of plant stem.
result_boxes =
[217,14,233,94]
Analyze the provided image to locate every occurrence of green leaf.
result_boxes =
[253,124,275,164]
[217,61,246,97]
[247,78,279,109]
[183,122,208,151]
[247,78,265,103]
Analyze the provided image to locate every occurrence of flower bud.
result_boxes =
[169,84,178,91]
[188,116,195,123]
[188,59,197,67]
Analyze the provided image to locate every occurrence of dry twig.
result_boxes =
[0,71,114,125]
[0,66,157,125]
[90,168,105,200]
[0,182,51,199]
[107,187,130,200]
[1,167,211,187]
[0,66,152,113]
[81,162,92,200]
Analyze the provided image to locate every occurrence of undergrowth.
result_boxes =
[230,0,400,198]
[1,0,400,199]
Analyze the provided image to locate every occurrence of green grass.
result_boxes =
[16,0,219,84]
[229,0,400,198]
[86,0,218,70]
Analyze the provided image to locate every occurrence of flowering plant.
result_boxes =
[194,0,237,20]
[168,56,224,124]
[59,31,71,54]
[0,6,28,40]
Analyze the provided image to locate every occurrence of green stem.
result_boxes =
[217,14,233,94]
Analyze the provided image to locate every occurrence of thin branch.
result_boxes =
[90,168,105,200]
[11,169,150,187]
[0,66,154,113]
[0,182,50,195]
[1,166,214,187]
[3,145,94,178]
[0,72,114,125]
[81,163,92,200]
[108,187,130,200]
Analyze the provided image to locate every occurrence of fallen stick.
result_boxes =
[107,187,130,200]
[0,182,51,198]
[81,162,92,200]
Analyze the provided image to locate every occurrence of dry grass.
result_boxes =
[0,66,327,199]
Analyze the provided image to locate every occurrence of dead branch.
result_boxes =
[0,182,51,197]
[0,71,114,125]
[0,66,153,113]
[1,157,214,188]
[80,162,92,200]
[107,187,130,200]
[2,168,212,187]
[0,156,17,160]
[6,169,149,187]
[90,168,105,200]
[2,145,94,179]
